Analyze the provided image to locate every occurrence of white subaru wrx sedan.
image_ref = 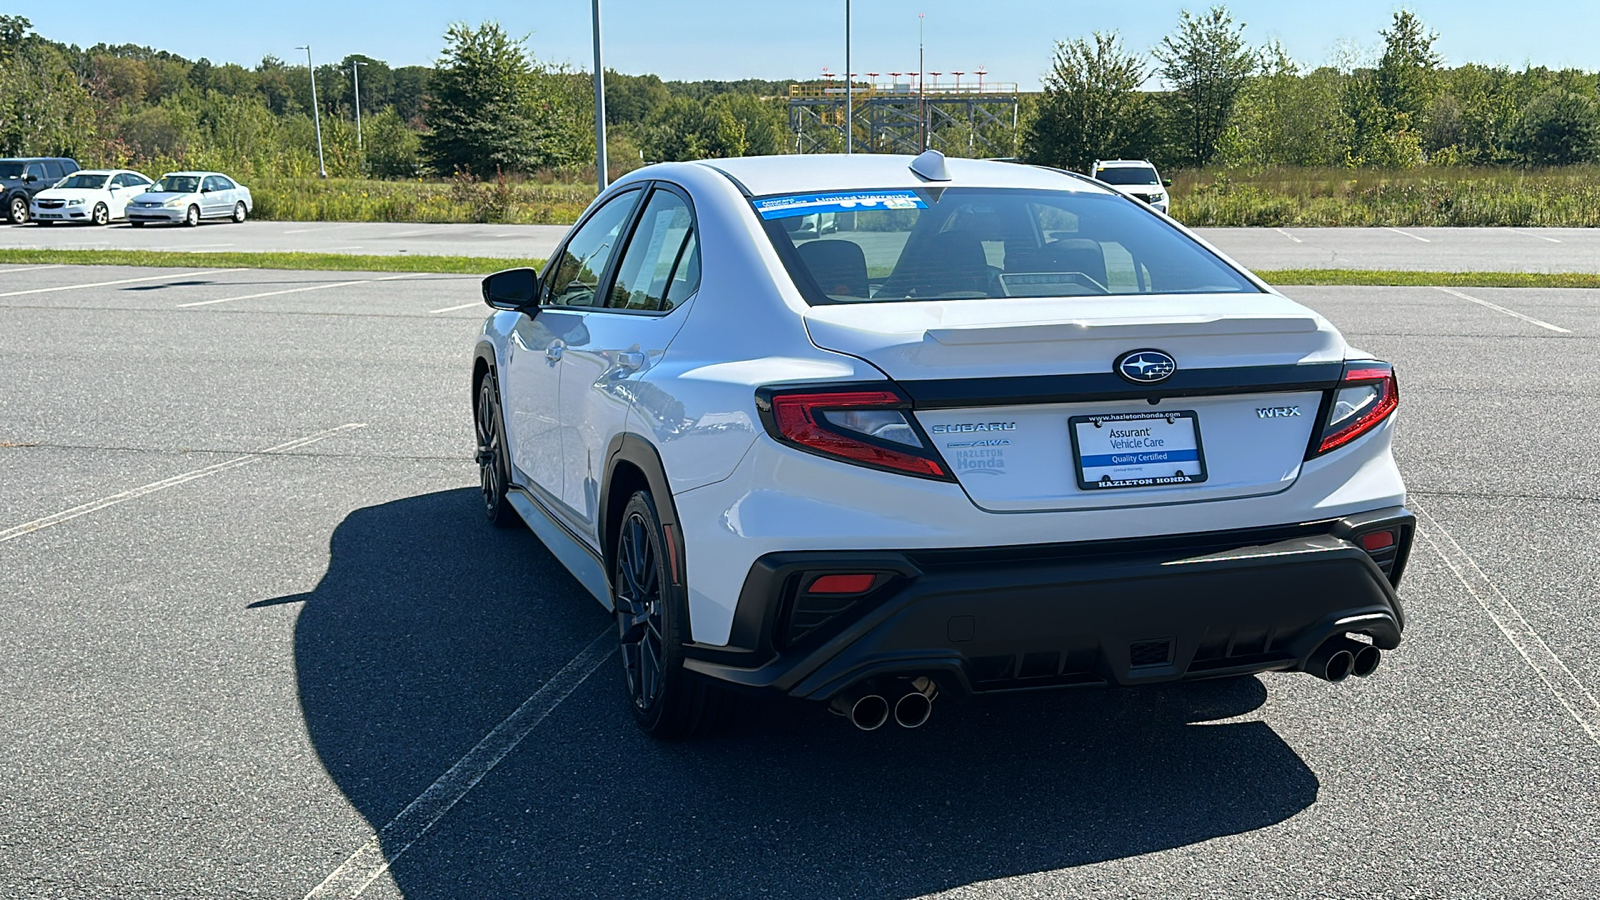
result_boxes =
[30,169,153,225]
[471,151,1410,738]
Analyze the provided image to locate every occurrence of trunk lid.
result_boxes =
[803,294,1345,511]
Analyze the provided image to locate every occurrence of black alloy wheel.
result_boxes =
[474,373,518,527]
[92,203,109,226]
[232,201,247,223]
[613,491,732,738]
[8,195,28,224]
[184,205,200,227]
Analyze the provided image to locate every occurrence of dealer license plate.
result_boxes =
[1069,410,1208,490]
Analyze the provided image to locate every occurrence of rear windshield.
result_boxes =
[58,174,108,190]
[1095,166,1160,186]
[756,187,1256,304]
[152,175,200,193]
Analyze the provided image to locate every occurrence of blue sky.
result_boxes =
[16,1,1600,89]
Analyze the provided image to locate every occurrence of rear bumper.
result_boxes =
[684,507,1413,701]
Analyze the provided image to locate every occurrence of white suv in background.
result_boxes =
[1091,159,1172,214]
[471,151,1409,738]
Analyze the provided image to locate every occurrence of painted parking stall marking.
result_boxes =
[177,272,427,308]
[0,268,239,298]
[1434,286,1571,334]
[303,628,616,899]
[0,424,365,545]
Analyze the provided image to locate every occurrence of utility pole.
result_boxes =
[918,14,926,151]
[297,45,328,178]
[591,0,609,191]
[845,0,852,154]
[352,59,366,152]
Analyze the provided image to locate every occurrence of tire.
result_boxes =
[474,371,519,528]
[7,194,28,224]
[91,203,109,226]
[231,201,247,223]
[129,221,145,228]
[184,205,200,227]
[35,220,52,227]
[613,491,732,738]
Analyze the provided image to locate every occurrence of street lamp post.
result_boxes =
[297,45,328,178]
[591,0,608,192]
[352,59,366,152]
[845,0,852,154]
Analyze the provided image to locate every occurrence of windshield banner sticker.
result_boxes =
[753,190,926,219]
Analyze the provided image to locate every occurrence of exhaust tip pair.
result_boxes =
[833,678,937,730]
[1308,636,1382,683]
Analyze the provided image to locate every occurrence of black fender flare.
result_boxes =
[600,434,687,594]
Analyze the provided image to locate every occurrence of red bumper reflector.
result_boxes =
[1360,531,1396,552]
[807,573,878,594]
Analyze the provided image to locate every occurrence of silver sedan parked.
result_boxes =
[126,171,253,227]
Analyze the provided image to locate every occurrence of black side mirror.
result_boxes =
[482,267,540,311]
[1163,179,1173,188]
[23,173,36,183]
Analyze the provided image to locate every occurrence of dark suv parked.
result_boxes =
[1,158,80,224]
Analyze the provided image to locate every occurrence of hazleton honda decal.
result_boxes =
[752,190,926,219]
[1256,406,1302,418]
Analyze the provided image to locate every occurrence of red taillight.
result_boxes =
[760,387,952,480]
[1360,530,1396,552]
[807,573,878,594]
[1314,361,1399,455]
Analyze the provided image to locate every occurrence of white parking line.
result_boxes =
[1275,228,1302,243]
[176,272,427,308]
[1509,229,1561,244]
[429,302,481,314]
[0,424,366,545]
[0,269,238,298]
[303,628,616,899]
[1383,227,1430,243]
[1435,287,1572,334]
[1416,502,1600,746]
[0,264,67,273]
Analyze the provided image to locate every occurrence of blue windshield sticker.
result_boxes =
[753,190,926,219]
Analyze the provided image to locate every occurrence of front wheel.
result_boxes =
[91,203,109,226]
[129,221,145,228]
[184,205,200,227]
[614,491,732,738]
[475,372,519,527]
[231,201,246,223]
[8,195,29,224]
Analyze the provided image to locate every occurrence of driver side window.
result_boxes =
[543,189,640,308]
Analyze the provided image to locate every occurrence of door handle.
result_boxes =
[614,350,646,372]
[545,341,565,363]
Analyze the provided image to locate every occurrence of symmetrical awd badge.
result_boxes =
[1115,349,1177,384]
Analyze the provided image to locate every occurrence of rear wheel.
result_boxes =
[231,201,247,223]
[614,491,732,738]
[8,195,28,224]
[91,203,109,226]
[184,205,200,227]
[474,372,518,527]
[129,221,145,228]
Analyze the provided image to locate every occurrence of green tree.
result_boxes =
[422,22,541,176]
[0,32,97,157]
[1154,6,1256,167]
[1513,88,1600,165]
[1376,10,1442,125]
[364,107,422,177]
[1219,44,1351,168]
[1023,32,1153,172]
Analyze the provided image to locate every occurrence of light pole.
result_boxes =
[351,59,366,152]
[918,14,926,151]
[297,45,328,178]
[591,0,608,192]
[845,0,852,154]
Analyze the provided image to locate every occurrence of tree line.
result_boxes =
[4,9,1599,185]
[1027,7,1600,172]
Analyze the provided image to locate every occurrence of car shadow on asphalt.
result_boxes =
[282,489,1318,898]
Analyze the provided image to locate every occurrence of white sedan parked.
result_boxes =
[126,171,252,227]
[30,169,154,225]
[471,150,1411,738]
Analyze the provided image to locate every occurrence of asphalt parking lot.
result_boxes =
[7,220,1600,273]
[2,263,1599,898]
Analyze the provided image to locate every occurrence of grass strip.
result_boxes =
[0,249,540,275]
[1256,269,1600,288]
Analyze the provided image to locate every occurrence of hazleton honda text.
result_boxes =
[470,150,1410,738]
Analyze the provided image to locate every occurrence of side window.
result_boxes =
[111,174,130,189]
[606,189,697,312]
[202,176,221,192]
[543,189,640,308]
[215,176,236,190]
[24,163,45,182]
[41,161,63,180]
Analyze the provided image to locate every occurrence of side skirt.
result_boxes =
[505,486,613,610]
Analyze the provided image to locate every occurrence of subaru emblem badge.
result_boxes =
[1115,349,1177,384]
